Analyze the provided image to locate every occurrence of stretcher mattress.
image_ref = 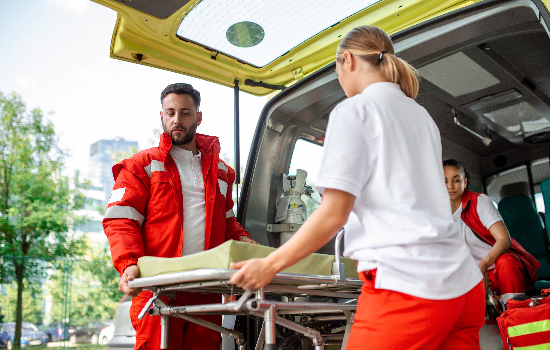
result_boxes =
[138,240,359,279]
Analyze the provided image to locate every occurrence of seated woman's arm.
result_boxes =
[479,221,512,272]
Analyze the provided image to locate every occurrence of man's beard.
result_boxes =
[162,120,198,145]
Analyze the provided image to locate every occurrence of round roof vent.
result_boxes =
[226,21,265,48]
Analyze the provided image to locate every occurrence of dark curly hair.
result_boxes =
[160,83,201,110]
[443,159,470,189]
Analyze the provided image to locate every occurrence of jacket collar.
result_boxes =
[158,132,219,157]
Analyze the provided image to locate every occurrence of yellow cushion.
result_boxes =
[138,240,358,279]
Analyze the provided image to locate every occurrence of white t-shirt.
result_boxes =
[453,194,503,267]
[170,146,206,256]
[316,82,481,300]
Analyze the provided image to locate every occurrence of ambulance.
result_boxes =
[92,0,550,348]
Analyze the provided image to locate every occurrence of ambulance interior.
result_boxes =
[239,0,550,285]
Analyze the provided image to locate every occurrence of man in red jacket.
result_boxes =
[103,83,255,350]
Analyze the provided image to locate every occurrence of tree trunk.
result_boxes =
[14,260,24,350]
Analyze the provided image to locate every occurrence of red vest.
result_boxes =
[461,190,540,289]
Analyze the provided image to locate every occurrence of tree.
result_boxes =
[0,91,86,348]
[0,281,44,325]
[47,240,123,326]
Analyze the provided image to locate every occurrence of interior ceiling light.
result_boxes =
[176,0,380,67]
[418,52,500,97]
[462,90,550,140]
[462,89,523,112]
[483,102,550,136]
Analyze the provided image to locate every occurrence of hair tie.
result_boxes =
[378,51,388,62]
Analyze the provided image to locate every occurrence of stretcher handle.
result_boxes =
[332,228,346,281]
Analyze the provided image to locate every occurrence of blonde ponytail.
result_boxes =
[336,26,419,99]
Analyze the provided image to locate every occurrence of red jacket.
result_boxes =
[103,132,250,275]
[461,190,540,289]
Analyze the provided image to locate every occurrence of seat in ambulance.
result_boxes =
[499,182,550,287]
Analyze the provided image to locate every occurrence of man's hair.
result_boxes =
[160,83,201,110]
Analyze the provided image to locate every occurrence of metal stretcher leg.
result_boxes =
[160,315,170,349]
[149,298,247,350]
[341,311,354,350]
[170,313,246,350]
[264,306,276,350]
[255,322,265,350]
[249,309,324,349]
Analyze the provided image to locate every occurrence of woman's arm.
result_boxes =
[479,220,512,271]
[229,189,355,290]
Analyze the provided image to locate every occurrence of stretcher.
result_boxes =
[128,230,362,350]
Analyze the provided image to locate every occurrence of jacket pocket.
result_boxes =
[148,172,177,213]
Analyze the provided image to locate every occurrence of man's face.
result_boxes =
[160,93,202,146]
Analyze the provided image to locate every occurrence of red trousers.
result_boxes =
[130,292,221,350]
[488,253,530,295]
[346,270,485,350]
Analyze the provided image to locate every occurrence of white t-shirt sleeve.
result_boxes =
[477,194,503,229]
[316,103,375,198]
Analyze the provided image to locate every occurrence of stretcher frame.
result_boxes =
[128,230,362,350]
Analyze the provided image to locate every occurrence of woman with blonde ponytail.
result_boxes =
[230,26,484,349]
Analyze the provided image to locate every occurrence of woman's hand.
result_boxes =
[238,236,260,245]
[229,258,278,290]
[478,261,490,291]
[480,220,512,291]
[480,221,512,272]
[229,189,356,291]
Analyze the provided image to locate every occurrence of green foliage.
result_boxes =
[0,91,87,348]
[0,91,86,261]
[47,240,122,325]
[0,281,44,324]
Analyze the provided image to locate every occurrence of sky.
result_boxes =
[0,0,268,177]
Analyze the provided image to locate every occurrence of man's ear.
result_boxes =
[197,111,203,126]
[160,110,163,122]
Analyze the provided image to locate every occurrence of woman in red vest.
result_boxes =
[443,159,540,304]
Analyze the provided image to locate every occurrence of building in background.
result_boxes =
[73,172,107,243]
[89,137,138,206]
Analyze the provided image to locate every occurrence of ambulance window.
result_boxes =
[531,158,550,213]
[176,0,381,67]
[289,139,324,215]
[535,193,545,213]
[485,165,529,203]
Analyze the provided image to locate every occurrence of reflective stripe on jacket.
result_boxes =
[103,132,250,275]
[461,190,540,290]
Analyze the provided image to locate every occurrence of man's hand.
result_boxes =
[119,265,142,297]
[238,236,260,245]
[229,258,278,290]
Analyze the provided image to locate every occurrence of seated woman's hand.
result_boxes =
[478,261,490,291]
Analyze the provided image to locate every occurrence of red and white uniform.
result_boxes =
[458,190,540,302]
[103,132,249,350]
[317,82,484,349]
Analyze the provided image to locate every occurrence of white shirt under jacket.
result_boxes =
[316,82,482,300]
[453,194,503,267]
[170,146,206,256]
